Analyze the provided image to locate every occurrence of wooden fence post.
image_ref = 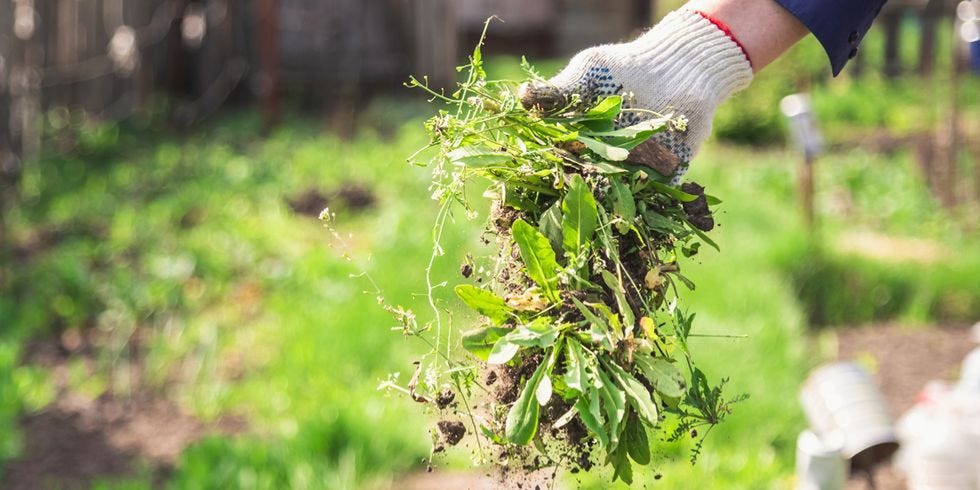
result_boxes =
[882,10,903,78]
[412,0,457,92]
[918,0,943,75]
[257,0,280,132]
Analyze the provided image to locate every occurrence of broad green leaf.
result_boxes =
[604,359,659,426]
[505,349,552,444]
[461,326,511,360]
[577,135,629,161]
[562,340,589,393]
[575,391,609,448]
[597,367,626,450]
[600,270,635,330]
[623,413,651,465]
[445,147,512,167]
[585,95,622,121]
[511,219,561,303]
[635,355,686,398]
[538,202,564,255]
[454,285,512,324]
[643,209,685,234]
[561,174,599,257]
[609,177,635,234]
[505,317,559,348]
[487,338,520,365]
[608,438,634,484]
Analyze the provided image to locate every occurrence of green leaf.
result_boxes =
[487,338,520,365]
[562,340,589,393]
[600,270,635,330]
[445,147,512,167]
[505,317,559,348]
[577,135,629,161]
[572,297,611,338]
[608,441,634,484]
[511,219,561,303]
[623,413,651,465]
[642,209,685,234]
[690,224,720,252]
[538,201,564,255]
[609,177,636,234]
[604,359,659,426]
[597,366,626,450]
[505,349,553,444]
[649,181,698,202]
[635,355,686,398]
[561,174,599,257]
[575,391,609,448]
[585,95,622,120]
[461,326,511,360]
[454,285,513,324]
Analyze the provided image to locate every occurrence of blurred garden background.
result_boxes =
[1,0,979,488]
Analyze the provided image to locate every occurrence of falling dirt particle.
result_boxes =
[436,389,456,409]
[485,370,498,386]
[437,420,466,446]
[655,473,663,480]
[460,263,473,278]
[690,429,698,438]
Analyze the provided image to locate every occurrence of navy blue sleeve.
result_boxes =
[774,0,888,76]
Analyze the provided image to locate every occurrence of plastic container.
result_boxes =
[800,362,899,472]
[795,429,847,490]
[957,348,980,393]
[895,382,977,490]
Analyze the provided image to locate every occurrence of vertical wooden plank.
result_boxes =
[881,10,903,78]
[412,0,457,91]
[918,0,942,75]
[0,0,15,261]
[257,0,281,131]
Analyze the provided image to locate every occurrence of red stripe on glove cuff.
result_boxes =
[694,10,753,69]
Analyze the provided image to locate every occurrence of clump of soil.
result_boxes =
[436,389,456,409]
[437,420,466,446]
[680,182,714,232]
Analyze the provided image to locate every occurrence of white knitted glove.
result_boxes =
[519,9,753,182]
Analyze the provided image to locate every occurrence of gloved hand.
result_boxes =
[519,9,753,183]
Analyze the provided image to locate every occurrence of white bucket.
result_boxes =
[795,429,846,490]
[800,362,899,471]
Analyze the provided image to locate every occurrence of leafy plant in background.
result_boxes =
[378,23,746,484]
